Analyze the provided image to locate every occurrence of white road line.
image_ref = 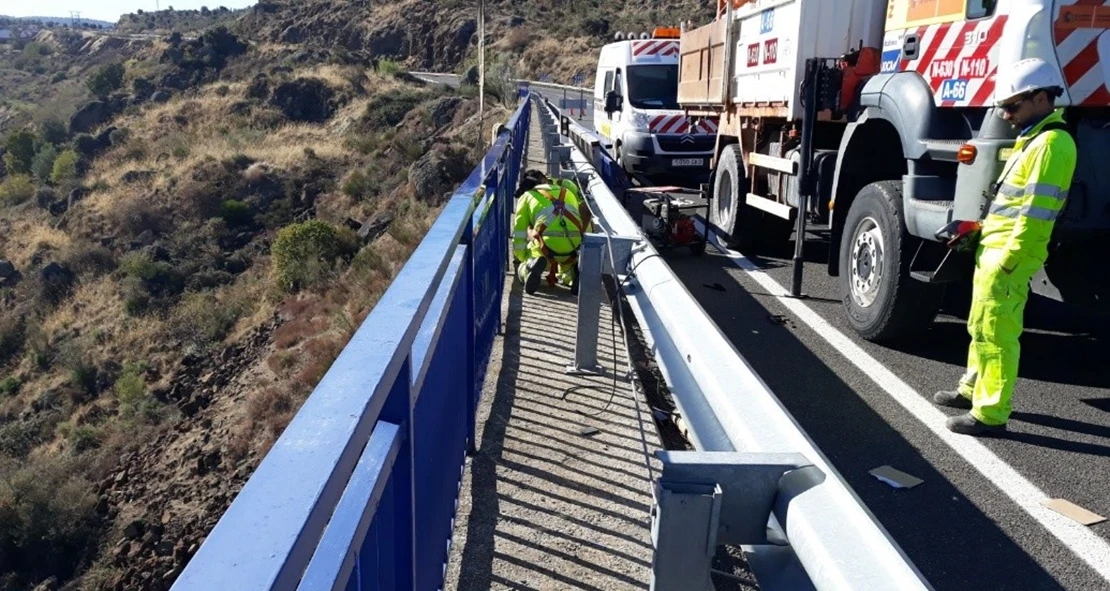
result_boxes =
[709,238,1110,584]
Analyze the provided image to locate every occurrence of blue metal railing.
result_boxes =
[171,94,531,591]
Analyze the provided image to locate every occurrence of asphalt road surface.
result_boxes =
[650,223,1110,591]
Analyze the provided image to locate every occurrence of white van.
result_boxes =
[594,28,717,184]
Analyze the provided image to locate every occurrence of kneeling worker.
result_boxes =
[512,170,593,294]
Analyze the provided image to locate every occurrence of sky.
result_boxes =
[3,0,257,23]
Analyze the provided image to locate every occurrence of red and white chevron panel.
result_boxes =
[631,39,679,58]
[1053,0,1110,106]
[647,114,719,134]
[897,15,1008,107]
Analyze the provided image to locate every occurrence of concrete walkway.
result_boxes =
[441,101,663,591]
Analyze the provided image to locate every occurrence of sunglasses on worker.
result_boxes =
[998,88,1052,113]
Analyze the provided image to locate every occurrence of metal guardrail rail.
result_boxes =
[170,93,532,591]
[533,95,934,591]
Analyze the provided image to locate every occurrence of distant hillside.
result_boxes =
[114,7,248,35]
[237,0,717,84]
[0,16,115,29]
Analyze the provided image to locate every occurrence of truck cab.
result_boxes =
[594,28,717,185]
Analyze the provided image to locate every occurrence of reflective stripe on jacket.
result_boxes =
[979,109,1077,270]
[511,181,590,262]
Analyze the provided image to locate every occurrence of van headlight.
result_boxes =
[629,111,652,131]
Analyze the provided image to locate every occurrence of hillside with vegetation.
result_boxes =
[0,5,511,590]
[238,0,717,84]
[114,6,247,35]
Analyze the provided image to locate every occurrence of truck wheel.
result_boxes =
[710,145,756,250]
[839,181,943,342]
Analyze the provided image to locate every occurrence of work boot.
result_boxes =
[524,257,547,295]
[946,413,1007,437]
[933,390,972,409]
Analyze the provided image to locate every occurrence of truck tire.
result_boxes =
[839,181,943,342]
[711,145,755,250]
[711,145,790,251]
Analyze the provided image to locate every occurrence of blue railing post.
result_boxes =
[379,358,414,590]
[464,209,478,456]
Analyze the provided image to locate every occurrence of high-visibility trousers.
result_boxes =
[515,242,577,287]
[957,245,1041,425]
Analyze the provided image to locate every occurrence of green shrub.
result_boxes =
[3,130,37,175]
[50,150,80,186]
[376,58,402,76]
[0,456,99,586]
[360,89,428,130]
[219,199,252,227]
[39,117,69,146]
[114,363,148,420]
[72,134,98,158]
[170,291,249,350]
[0,377,19,397]
[87,62,126,97]
[0,175,35,206]
[271,220,359,291]
[342,169,376,199]
[31,144,58,183]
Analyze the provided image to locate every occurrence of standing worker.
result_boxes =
[934,59,1077,436]
[512,170,592,295]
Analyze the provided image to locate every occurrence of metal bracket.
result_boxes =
[650,451,817,591]
[566,232,640,375]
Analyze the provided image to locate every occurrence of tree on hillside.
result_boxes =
[50,150,79,187]
[87,62,126,98]
[40,117,69,146]
[3,130,38,175]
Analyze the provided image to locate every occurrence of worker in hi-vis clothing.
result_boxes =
[512,170,593,295]
[934,58,1077,436]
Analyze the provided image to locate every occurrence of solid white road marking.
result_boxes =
[709,237,1110,584]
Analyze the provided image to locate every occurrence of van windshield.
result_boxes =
[626,65,679,110]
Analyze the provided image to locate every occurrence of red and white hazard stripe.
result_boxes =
[647,114,719,134]
[632,40,679,58]
[899,15,1008,108]
[1054,0,1110,106]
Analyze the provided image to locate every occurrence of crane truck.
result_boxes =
[677,0,1110,342]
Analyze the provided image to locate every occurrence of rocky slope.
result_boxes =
[0,5,511,590]
[237,0,718,83]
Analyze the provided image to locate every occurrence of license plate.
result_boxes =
[673,158,704,167]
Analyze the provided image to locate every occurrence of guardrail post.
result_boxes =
[650,451,814,591]
[566,234,604,375]
[566,233,637,376]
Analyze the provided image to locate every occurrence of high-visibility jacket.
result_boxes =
[979,109,1077,271]
[512,181,591,265]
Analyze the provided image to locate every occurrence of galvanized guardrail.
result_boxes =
[533,96,934,591]
[170,93,532,591]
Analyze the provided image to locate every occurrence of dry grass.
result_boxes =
[3,218,74,269]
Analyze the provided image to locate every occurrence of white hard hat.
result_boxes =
[995,58,1065,105]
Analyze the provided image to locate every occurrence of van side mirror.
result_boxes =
[604,90,622,117]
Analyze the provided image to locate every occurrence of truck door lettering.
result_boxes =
[763,39,778,65]
[747,43,760,67]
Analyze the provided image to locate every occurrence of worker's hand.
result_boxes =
[527,228,538,241]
